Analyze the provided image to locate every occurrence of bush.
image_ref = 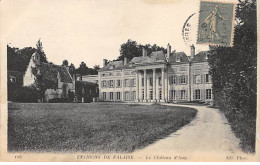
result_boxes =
[48,98,71,103]
[14,86,38,103]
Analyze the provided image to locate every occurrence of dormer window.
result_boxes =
[206,54,209,60]
[176,57,181,62]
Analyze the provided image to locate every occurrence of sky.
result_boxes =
[0,0,234,68]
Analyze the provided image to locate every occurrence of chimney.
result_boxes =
[142,47,147,57]
[103,59,108,67]
[167,43,171,58]
[190,44,195,59]
[124,57,128,65]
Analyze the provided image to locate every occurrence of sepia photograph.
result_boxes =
[0,0,259,162]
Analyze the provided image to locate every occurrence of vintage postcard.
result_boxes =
[0,0,259,162]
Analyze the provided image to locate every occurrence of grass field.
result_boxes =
[8,103,197,153]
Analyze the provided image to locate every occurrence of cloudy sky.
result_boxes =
[1,0,231,68]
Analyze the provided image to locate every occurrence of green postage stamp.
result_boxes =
[197,0,236,46]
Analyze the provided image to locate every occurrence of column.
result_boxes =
[165,69,168,102]
[161,68,165,101]
[143,69,147,102]
[136,70,139,102]
[152,69,156,102]
[139,71,143,101]
[156,75,160,101]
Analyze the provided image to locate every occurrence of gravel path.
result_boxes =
[134,104,249,160]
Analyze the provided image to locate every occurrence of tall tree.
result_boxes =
[62,60,69,67]
[208,0,256,152]
[36,39,48,63]
[7,45,47,72]
[76,62,89,75]
[117,39,167,61]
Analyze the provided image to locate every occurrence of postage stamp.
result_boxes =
[197,0,236,46]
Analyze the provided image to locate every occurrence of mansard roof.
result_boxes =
[32,62,73,89]
[98,60,124,71]
[130,51,166,64]
[191,51,209,62]
[98,50,210,72]
[168,52,189,64]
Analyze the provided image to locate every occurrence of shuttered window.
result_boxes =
[206,89,212,99]
[195,89,200,100]
[109,92,113,100]
[180,75,186,84]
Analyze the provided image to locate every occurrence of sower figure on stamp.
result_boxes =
[203,5,227,41]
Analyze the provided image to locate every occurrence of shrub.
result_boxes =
[48,98,71,103]
[14,86,38,103]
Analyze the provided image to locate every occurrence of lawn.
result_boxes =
[8,103,197,153]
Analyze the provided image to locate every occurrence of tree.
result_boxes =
[7,45,48,73]
[36,39,48,63]
[62,60,69,67]
[208,0,256,152]
[117,39,167,61]
[76,62,89,75]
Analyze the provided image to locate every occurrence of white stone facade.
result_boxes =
[97,45,213,103]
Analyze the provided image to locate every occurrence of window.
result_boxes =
[181,90,186,100]
[10,76,16,83]
[125,79,130,87]
[180,67,186,71]
[133,79,136,87]
[102,81,107,88]
[173,76,177,84]
[180,75,186,84]
[176,57,181,62]
[103,92,106,100]
[142,78,144,87]
[169,76,176,85]
[117,80,121,87]
[173,90,176,100]
[206,74,211,83]
[159,91,162,100]
[170,90,176,100]
[142,90,145,99]
[109,80,114,87]
[124,71,130,75]
[159,77,162,86]
[109,92,113,100]
[195,75,201,84]
[195,65,201,70]
[150,91,153,100]
[195,89,200,100]
[206,89,212,100]
[116,92,121,100]
[169,76,173,85]
[149,77,153,86]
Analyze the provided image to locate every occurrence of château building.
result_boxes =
[84,44,213,103]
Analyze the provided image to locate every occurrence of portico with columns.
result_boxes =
[135,63,168,102]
